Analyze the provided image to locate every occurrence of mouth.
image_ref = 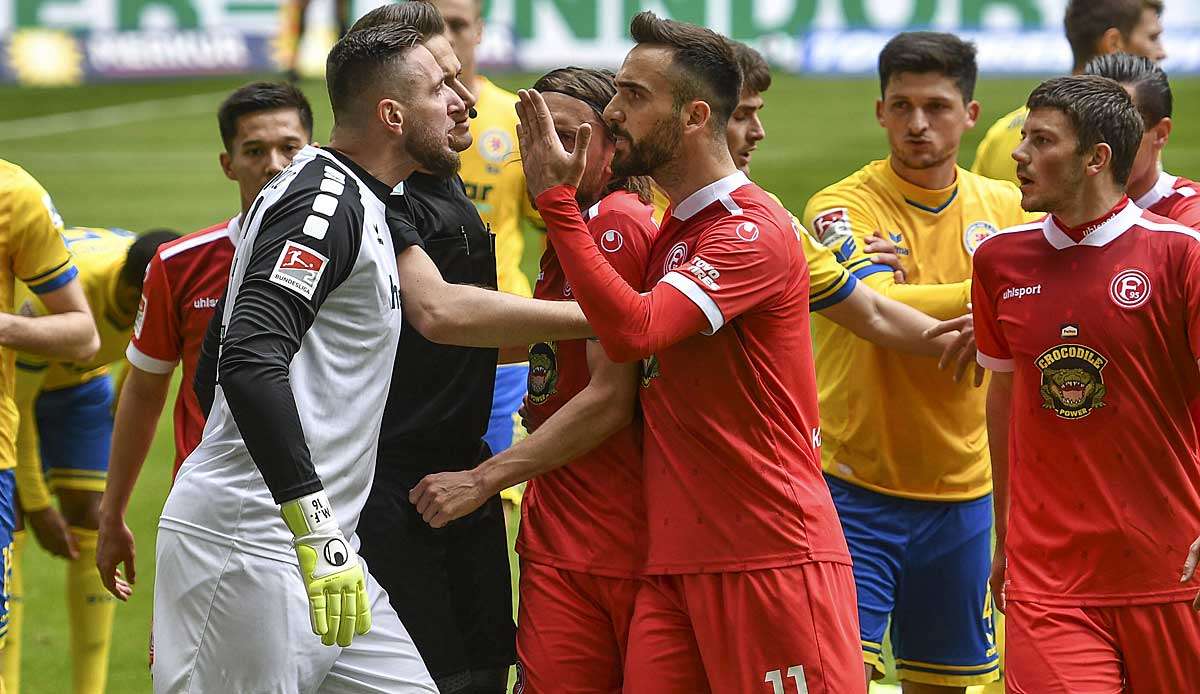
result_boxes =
[1055,381,1086,406]
[1017,172,1034,188]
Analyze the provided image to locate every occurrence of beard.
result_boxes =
[892,142,956,172]
[610,116,681,178]
[407,121,461,178]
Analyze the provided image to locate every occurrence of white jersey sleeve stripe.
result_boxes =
[661,271,724,335]
[126,343,178,374]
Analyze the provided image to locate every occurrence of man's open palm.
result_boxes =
[515,88,591,198]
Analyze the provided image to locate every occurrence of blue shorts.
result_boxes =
[484,363,528,455]
[0,469,15,646]
[35,376,114,493]
[826,474,999,687]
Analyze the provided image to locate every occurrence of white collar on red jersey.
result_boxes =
[226,213,242,243]
[671,170,750,221]
[1133,171,1180,211]
[583,201,601,221]
[1042,200,1144,249]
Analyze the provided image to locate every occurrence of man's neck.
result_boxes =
[1053,184,1127,229]
[1126,165,1162,204]
[889,153,958,191]
[655,142,739,210]
[328,133,416,189]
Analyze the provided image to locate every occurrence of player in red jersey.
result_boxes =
[95,82,314,601]
[514,13,863,693]
[973,75,1200,691]
[1084,52,1200,228]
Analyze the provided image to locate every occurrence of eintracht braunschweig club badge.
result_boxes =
[1035,344,1108,419]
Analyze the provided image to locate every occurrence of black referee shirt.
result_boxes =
[377,172,498,475]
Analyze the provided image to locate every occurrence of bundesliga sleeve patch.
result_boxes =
[270,240,329,300]
[133,295,146,339]
[811,208,855,261]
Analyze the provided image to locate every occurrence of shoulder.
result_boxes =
[1136,210,1200,242]
[159,221,235,265]
[0,160,45,197]
[973,220,1044,262]
[803,163,881,218]
[982,105,1029,137]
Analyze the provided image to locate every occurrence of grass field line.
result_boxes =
[0,90,230,142]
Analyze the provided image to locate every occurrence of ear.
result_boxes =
[377,99,404,136]
[219,151,236,182]
[875,99,885,128]
[683,100,711,136]
[1101,27,1123,55]
[965,100,981,129]
[1153,116,1173,149]
[1087,142,1114,179]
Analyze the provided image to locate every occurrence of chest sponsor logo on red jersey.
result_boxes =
[663,241,688,275]
[527,342,559,404]
[1109,268,1151,310]
[1035,344,1108,419]
[192,296,220,310]
[270,241,328,300]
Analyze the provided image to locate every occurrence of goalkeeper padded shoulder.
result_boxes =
[281,490,371,647]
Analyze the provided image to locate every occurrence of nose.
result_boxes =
[909,109,929,134]
[748,116,765,143]
[265,149,289,176]
[446,86,466,118]
[602,99,621,127]
[453,78,476,113]
[1011,140,1031,164]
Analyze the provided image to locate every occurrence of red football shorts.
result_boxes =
[622,561,864,694]
[1006,598,1200,693]
[515,560,641,693]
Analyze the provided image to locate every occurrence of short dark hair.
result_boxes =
[349,1,444,38]
[326,24,425,125]
[122,229,180,290]
[731,41,771,95]
[1026,74,1143,186]
[1065,0,1163,71]
[217,82,313,152]
[629,11,741,130]
[878,31,978,102]
[1083,52,1172,129]
[534,66,652,204]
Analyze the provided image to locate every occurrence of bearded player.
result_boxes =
[974,74,1200,691]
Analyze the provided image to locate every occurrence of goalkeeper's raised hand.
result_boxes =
[281,490,371,647]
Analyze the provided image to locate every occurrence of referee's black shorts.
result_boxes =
[358,442,516,688]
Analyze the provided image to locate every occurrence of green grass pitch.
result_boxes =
[4,72,1200,693]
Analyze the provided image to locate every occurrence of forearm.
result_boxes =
[475,384,632,494]
[0,311,98,361]
[424,284,592,348]
[101,369,170,521]
[862,274,971,321]
[822,285,947,358]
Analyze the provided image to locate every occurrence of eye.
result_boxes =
[245,147,262,156]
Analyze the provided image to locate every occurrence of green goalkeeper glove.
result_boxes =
[281,490,371,647]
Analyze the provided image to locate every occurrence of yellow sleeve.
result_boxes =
[970,109,1025,185]
[14,355,50,512]
[8,176,76,294]
[804,192,970,320]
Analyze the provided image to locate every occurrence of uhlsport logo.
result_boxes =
[963,221,998,255]
[1036,344,1108,419]
[270,241,328,300]
[527,342,559,404]
[735,221,759,242]
[664,241,688,274]
[1109,268,1151,309]
[600,229,624,253]
[322,538,349,566]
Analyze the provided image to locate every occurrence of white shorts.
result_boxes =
[152,527,437,694]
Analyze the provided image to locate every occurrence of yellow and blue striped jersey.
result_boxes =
[0,161,77,472]
[461,77,541,298]
[970,105,1027,185]
[803,158,1032,500]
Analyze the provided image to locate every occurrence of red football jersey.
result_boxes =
[638,171,850,574]
[517,190,656,578]
[126,217,236,473]
[1136,171,1200,229]
[973,202,1200,606]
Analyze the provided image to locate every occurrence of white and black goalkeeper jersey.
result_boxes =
[160,145,420,564]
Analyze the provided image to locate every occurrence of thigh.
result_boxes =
[447,495,516,670]
[1115,600,1200,692]
[152,531,333,694]
[892,495,999,687]
[683,563,865,694]
[623,576,710,694]
[36,377,113,495]
[1003,600,1122,694]
[825,476,904,675]
[515,562,631,694]
[320,567,437,694]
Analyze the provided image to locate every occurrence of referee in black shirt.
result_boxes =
[351,5,515,694]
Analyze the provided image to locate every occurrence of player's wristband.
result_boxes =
[281,489,338,537]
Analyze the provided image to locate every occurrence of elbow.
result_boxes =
[407,299,460,345]
[73,327,101,362]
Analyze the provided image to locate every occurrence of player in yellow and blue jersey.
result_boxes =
[804,34,1036,691]
[971,0,1165,184]
[6,226,176,694]
[0,161,98,694]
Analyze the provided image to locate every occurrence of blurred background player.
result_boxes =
[5,226,177,694]
[96,82,314,605]
[1085,53,1200,228]
[971,0,1166,184]
[406,0,542,478]
[279,0,351,82]
[0,162,98,694]
[519,13,864,691]
[975,74,1200,691]
[803,32,1034,691]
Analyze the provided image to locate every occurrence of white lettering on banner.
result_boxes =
[87,32,249,73]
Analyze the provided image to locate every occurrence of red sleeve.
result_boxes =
[1183,239,1200,362]
[662,215,788,334]
[588,209,652,291]
[971,254,1014,372]
[126,252,182,374]
[537,185,708,363]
